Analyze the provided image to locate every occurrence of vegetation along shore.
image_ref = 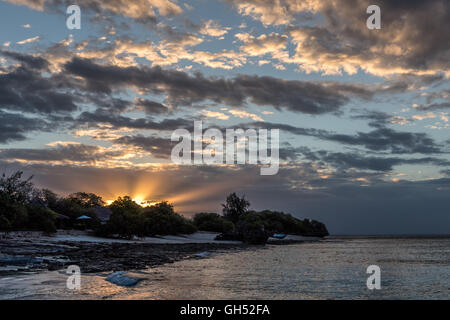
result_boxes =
[0,171,328,273]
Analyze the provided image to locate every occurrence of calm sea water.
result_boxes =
[1,237,449,299]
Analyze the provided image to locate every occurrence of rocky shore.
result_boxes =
[0,232,250,274]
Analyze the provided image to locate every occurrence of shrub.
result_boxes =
[96,199,197,238]
[26,205,57,234]
[51,198,86,220]
[0,191,28,231]
[193,213,234,233]
[106,196,144,238]
[143,202,197,236]
[0,215,11,232]
[235,212,267,244]
[246,210,329,236]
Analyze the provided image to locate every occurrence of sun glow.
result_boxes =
[132,196,159,207]
[105,197,159,207]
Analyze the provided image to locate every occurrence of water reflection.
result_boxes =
[0,238,449,299]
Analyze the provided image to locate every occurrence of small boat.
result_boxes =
[271,233,287,239]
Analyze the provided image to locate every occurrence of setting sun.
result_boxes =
[106,197,159,207]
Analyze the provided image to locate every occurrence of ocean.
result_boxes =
[0,237,449,300]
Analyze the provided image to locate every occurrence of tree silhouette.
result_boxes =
[0,171,34,205]
[222,193,250,224]
[68,192,105,208]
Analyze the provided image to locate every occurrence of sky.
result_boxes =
[0,0,449,235]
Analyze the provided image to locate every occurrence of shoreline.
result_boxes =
[0,230,323,275]
[0,230,251,274]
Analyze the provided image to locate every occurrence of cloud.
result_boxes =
[113,135,174,159]
[298,147,450,172]
[228,109,263,121]
[415,102,450,111]
[236,32,288,58]
[200,110,230,120]
[74,108,194,132]
[226,0,310,26]
[5,0,183,20]
[135,98,169,115]
[200,20,230,37]
[412,112,437,121]
[0,62,78,114]
[415,88,450,111]
[228,0,450,76]
[0,110,49,143]
[64,57,363,114]
[244,121,446,155]
[0,142,131,166]
[1,50,49,70]
[351,110,397,128]
[16,36,40,45]
[314,127,445,154]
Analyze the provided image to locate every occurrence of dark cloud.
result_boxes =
[291,0,450,75]
[155,23,200,44]
[5,0,182,21]
[227,0,450,75]
[414,88,450,110]
[416,102,450,111]
[135,98,169,115]
[324,127,444,154]
[74,108,194,131]
[0,111,48,143]
[0,51,49,70]
[0,65,78,114]
[0,143,123,163]
[298,147,450,171]
[351,110,394,128]
[114,135,174,159]
[83,96,132,114]
[244,122,446,154]
[63,57,367,114]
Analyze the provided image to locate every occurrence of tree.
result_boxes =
[106,196,144,238]
[222,193,250,224]
[143,202,197,236]
[0,171,34,205]
[0,191,27,231]
[193,212,234,233]
[26,204,57,234]
[40,189,59,209]
[68,192,105,208]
